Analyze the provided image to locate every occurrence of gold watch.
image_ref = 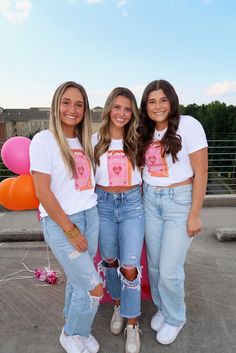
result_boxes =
[64,224,80,239]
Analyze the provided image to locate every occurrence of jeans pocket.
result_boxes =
[96,190,105,203]
[125,194,141,206]
[173,190,192,206]
[97,195,105,203]
[40,217,54,245]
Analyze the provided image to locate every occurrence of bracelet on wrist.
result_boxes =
[64,224,80,239]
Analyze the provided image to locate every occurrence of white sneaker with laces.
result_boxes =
[150,311,165,332]
[156,322,184,345]
[84,334,99,353]
[110,305,124,335]
[59,329,90,353]
[125,324,141,353]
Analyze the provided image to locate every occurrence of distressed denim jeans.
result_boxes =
[143,182,193,326]
[96,186,144,318]
[41,206,102,336]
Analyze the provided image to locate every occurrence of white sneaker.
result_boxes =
[110,305,124,335]
[125,324,141,353]
[84,334,99,353]
[150,311,165,332]
[156,322,184,345]
[59,329,90,353]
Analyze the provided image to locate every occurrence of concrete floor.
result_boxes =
[0,207,236,353]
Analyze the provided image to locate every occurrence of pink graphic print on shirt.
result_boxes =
[107,150,132,186]
[145,141,169,177]
[71,149,93,191]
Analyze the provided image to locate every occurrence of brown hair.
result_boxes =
[136,79,182,167]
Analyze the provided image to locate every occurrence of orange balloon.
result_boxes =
[10,174,39,210]
[0,177,21,210]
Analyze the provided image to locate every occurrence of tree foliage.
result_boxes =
[181,102,236,192]
[181,101,236,139]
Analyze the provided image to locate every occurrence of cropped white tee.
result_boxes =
[143,115,208,187]
[30,130,97,218]
[92,133,141,187]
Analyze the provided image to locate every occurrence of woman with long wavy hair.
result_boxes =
[30,81,103,353]
[137,79,208,345]
[93,87,144,353]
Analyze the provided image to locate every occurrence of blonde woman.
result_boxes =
[93,87,144,353]
[30,81,103,353]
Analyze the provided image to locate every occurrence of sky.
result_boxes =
[0,0,236,109]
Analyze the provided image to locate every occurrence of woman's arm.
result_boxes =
[187,147,208,237]
[32,171,88,251]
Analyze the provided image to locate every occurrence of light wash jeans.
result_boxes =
[41,206,102,336]
[96,186,144,318]
[143,182,193,326]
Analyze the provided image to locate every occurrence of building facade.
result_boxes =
[0,106,103,149]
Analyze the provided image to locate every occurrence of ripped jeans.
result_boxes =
[96,186,144,318]
[40,206,102,336]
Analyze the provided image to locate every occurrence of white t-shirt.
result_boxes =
[143,115,208,186]
[92,133,141,187]
[30,130,97,218]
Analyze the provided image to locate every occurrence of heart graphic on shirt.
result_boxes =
[148,156,156,164]
[78,166,84,175]
[113,166,122,175]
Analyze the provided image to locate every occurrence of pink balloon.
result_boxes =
[1,136,31,175]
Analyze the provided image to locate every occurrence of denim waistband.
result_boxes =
[96,185,141,200]
[143,182,192,195]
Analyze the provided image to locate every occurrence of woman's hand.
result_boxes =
[64,224,88,252]
[187,213,202,237]
[187,147,208,238]
[68,233,88,252]
[32,171,88,251]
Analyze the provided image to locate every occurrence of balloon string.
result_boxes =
[0,245,60,285]
[1,269,30,280]
[0,275,34,284]
[46,244,51,269]
[21,247,34,273]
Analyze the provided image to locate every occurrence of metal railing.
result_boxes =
[1,138,236,195]
[0,162,16,181]
[207,138,236,194]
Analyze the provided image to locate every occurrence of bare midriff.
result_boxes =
[96,184,139,193]
[155,177,193,189]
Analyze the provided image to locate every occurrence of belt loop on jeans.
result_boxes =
[170,188,174,199]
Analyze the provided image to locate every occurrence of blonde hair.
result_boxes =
[49,81,93,175]
[94,87,139,168]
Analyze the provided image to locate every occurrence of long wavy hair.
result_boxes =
[94,87,139,169]
[136,79,182,167]
[49,81,93,176]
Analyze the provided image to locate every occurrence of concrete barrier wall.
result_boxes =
[1,194,236,212]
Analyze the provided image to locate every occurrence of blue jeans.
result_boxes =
[143,182,193,326]
[40,206,102,336]
[96,186,144,318]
